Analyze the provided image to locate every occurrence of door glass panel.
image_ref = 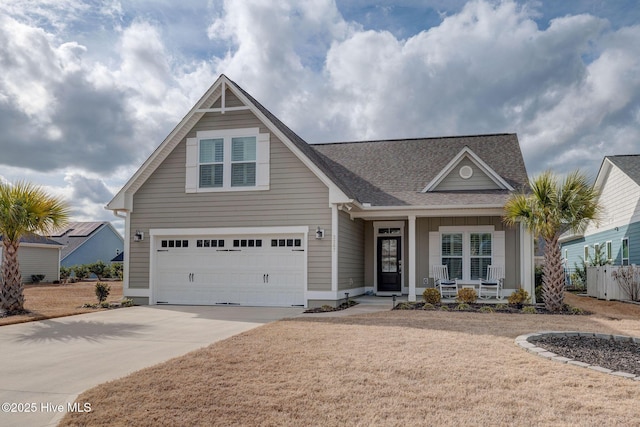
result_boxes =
[381,239,398,273]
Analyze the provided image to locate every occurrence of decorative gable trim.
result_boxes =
[422,146,514,192]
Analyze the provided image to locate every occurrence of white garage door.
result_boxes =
[153,234,305,307]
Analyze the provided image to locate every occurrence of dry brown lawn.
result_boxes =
[0,281,123,326]
[62,293,640,427]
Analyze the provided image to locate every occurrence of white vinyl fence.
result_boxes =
[586,265,640,301]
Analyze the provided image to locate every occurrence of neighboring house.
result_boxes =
[50,222,124,267]
[0,234,63,283]
[107,75,534,308]
[561,155,640,271]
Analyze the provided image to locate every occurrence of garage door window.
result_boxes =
[271,238,302,247]
[233,239,262,248]
[161,240,189,248]
[197,239,225,248]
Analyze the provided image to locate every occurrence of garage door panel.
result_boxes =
[154,234,305,307]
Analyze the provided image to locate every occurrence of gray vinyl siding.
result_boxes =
[435,158,501,191]
[18,246,60,283]
[415,216,519,288]
[129,108,332,292]
[338,211,364,291]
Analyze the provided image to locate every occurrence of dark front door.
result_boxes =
[377,236,401,292]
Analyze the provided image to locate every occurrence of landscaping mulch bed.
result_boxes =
[304,300,358,313]
[392,301,590,315]
[529,335,640,376]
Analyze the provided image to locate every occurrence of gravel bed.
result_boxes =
[529,335,640,376]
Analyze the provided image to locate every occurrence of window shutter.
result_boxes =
[256,132,270,189]
[493,231,505,269]
[185,137,198,193]
[429,232,440,277]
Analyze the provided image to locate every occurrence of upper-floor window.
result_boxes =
[186,128,269,193]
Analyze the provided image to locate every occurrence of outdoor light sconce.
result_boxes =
[315,227,325,239]
[134,230,144,241]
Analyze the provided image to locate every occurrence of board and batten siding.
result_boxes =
[337,210,364,291]
[434,158,502,191]
[415,216,519,288]
[129,108,332,292]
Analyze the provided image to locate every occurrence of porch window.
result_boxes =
[622,238,629,265]
[470,233,492,280]
[441,233,463,279]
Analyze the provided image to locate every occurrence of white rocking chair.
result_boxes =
[479,265,504,300]
[433,265,458,299]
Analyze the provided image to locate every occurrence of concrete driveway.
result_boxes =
[0,305,302,427]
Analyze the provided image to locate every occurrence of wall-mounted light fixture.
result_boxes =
[315,226,325,239]
[134,230,144,241]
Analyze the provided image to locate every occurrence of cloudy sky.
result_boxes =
[1,0,639,234]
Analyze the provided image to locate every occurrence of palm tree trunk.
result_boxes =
[542,234,565,312]
[0,240,24,313]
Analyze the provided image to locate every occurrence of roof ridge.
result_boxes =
[311,133,516,146]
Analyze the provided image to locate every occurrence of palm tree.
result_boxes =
[0,181,70,313]
[504,170,601,312]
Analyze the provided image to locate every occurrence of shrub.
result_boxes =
[508,289,530,306]
[395,302,414,310]
[95,282,111,304]
[421,303,435,310]
[31,274,45,283]
[439,305,450,311]
[535,285,544,304]
[59,266,71,283]
[455,303,471,311]
[456,288,477,304]
[100,301,110,309]
[89,261,109,280]
[479,306,494,313]
[72,265,89,281]
[121,298,134,307]
[495,304,509,310]
[521,306,537,314]
[110,263,124,280]
[569,306,585,315]
[423,288,441,305]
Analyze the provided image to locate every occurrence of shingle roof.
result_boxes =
[607,155,640,186]
[0,234,62,246]
[312,134,529,206]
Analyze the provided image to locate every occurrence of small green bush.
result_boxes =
[479,306,495,313]
[121,298,134,307]
[59,266,71,283]
[535,285,544,304]
[110,263,123,280]
[455,303,471,311]
[395,302,415,310]
[439,305,450,311]
[89,261,109,280]
[456,288,477,304]
[95,282,111,304]
[521,306,537,314]
[423,288,441,305]
[422,303,435,310]
[100,301,110,309]
[495,304,509,310]
[570,306,585,315]
[72,265,89,280]
[508,289,530,306]
[320,304,334,312]
[31,274,45,283]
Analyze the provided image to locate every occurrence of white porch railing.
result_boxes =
[586,265,639,301]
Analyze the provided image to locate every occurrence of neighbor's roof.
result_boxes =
[0,234,62,246]
[606,155,640,186]
[49,221,122,260]
[312,134,529,207]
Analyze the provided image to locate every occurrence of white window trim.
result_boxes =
[186,127,269,193]
[438,225,496,282]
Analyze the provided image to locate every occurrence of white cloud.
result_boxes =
[1,0,640,225]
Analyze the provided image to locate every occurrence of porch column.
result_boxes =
[408,215,416,302]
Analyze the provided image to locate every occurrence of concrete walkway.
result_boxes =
[0,305,302,427]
